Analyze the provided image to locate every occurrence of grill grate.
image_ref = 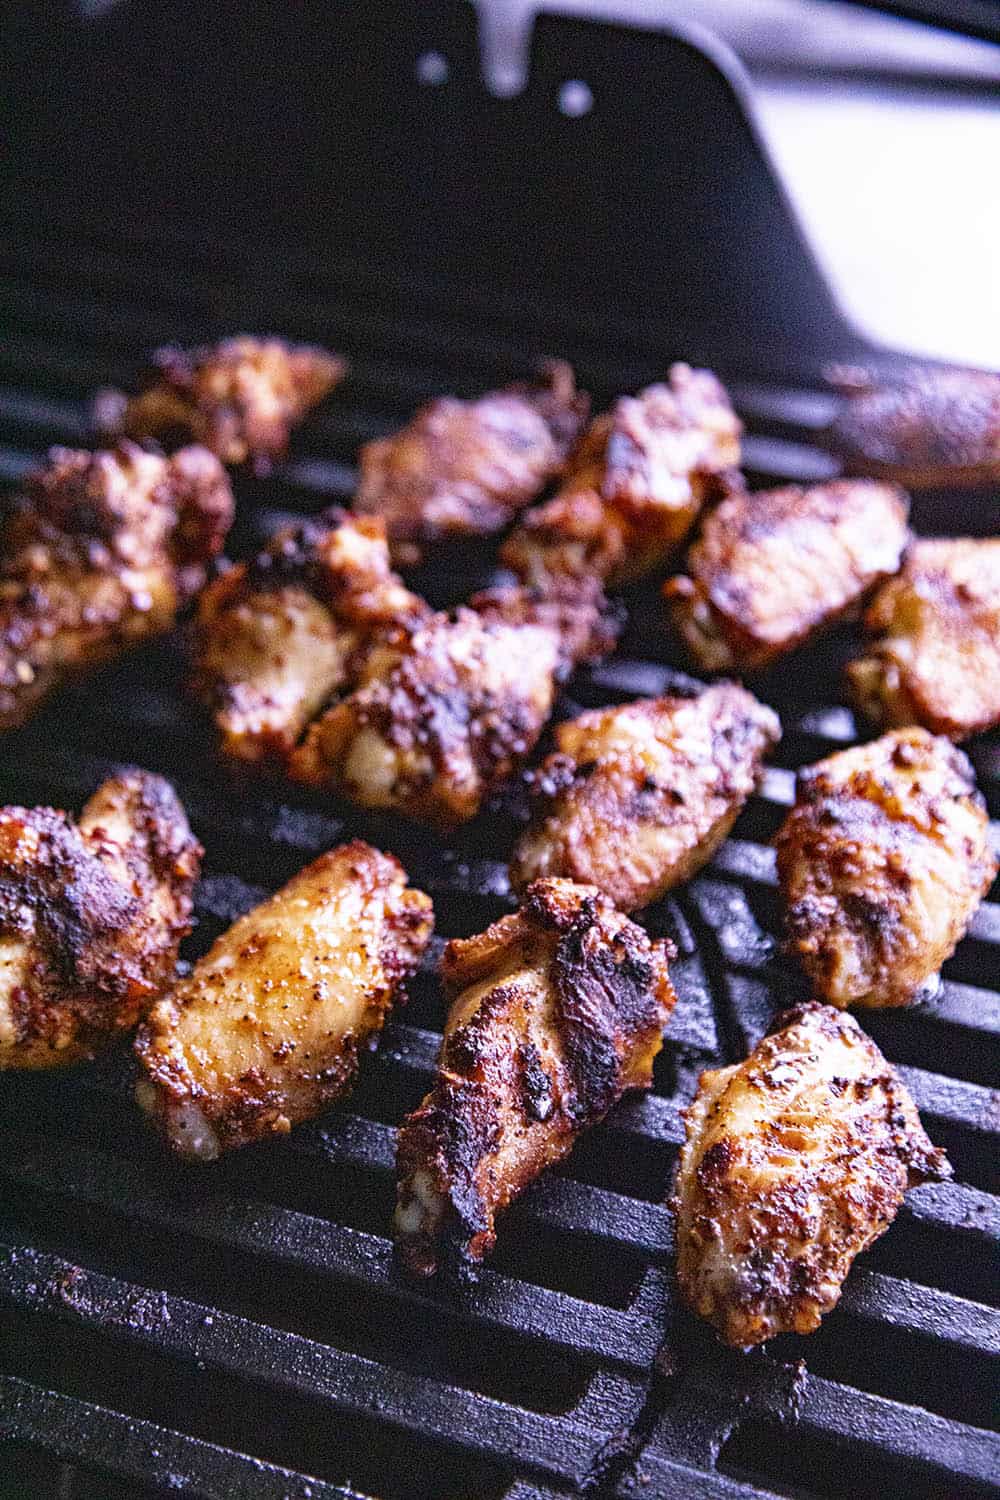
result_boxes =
[0,220,996,1500]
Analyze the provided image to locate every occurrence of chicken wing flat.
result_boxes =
[674,1001,950,1347]
[135,841,433,1160]
[395,878,676,1275]
[511,683,780,911]
[288,606,562,828]
[776,729,996,1009]
[0,442,234,732]
[847,538,1000,741]
[829,365,1000,488]
[355,361,588,564]
[194,508,428,764]
[663,480,910,674]
[0,770,200,1069]
[501,365,742,588]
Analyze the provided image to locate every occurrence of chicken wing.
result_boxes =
[501,365,741,589]
[354,361,587,565]
[847,538,1000,741]
[395,878,676,1275]
[0,442,234,732]
[663,480,910,674]
[194,508,428,764]
[511,683,780,911]
[674,1001,950,1347]
[135,841,433,1160]
[98,336,346,471]
[776,729,996,1009]
[0,770,200,1069]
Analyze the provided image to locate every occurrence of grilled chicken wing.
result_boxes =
[355,361,588,564]
[511,683,780,911]
[288,606,562,828]
[0,770,200,1069]
[663,480,910,674]
[98,336,346,471]
[674,1001,950,1347]
[776,729,996,1009]
[501,366,741,588]
[194,508,427,764]
[847,538,1000,741]
[135,841,433,1160]
[395,878,676,1275]
[0,442,234,732]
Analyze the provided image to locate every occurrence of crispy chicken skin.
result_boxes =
[0,442,234,732]
[355,361,588,565]
[511,683,780,911]
[829,365,1000,488]
[847,538,1000,741]
[663,480,910,674]
[135,841,433,1160]
[0,770,200,1069]
[501,365,742,589]
[194,508,427,764]
[674,1002,950,1347]
[775,729,996,1009]
[395,878,676,1276]
[288,607,562,828]
[100,336,346,471]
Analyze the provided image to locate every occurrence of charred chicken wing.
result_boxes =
[0,770,200,1069]
[355,361,588,564]
[511,683,780,911]
[674,1001,950,1347]
[663,480,910,674]
[0,442,234,732]
[776,729,996,1009]
[135,841,433,1159]
[847,538,1000,741]
[395,878,676,1275]
[502,365,741,588]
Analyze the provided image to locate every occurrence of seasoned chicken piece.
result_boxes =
[0,770,200,1069]
[97,336,346,472]
[663,480,910,674]
[194,508,428,764]
[502,365,741,588]
[355,361,588,565]
[847,538,1000,741]
[395,878,676,1275]
[289,606,562,827]
[829,364,1000,488]
[776,729,996,1009]
[674,1002,951,1347]
[0,442,234,732]
[511,683,780,910]
[135,841,432,1160]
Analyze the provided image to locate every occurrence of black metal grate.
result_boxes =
[0,221,996,1500]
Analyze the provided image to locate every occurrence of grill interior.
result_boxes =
[0,217,997,1500]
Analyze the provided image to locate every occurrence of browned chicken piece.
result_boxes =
[354,361,589,564]
[674,1001,950,1347]
[0,770,201,1069]
[100,336,346,471]
[511,683,780,911]
[395,878,676,1276]
[0,442,234,732]
[776,729,996,1009]
[847,538,1000,742]
[468,574,621,676]
[829,364,1000,488]
[663,480,910,674]
[136,841,432,1160]
[194,508,428,765]
[501,365,742,589]
[288,606,562,828]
